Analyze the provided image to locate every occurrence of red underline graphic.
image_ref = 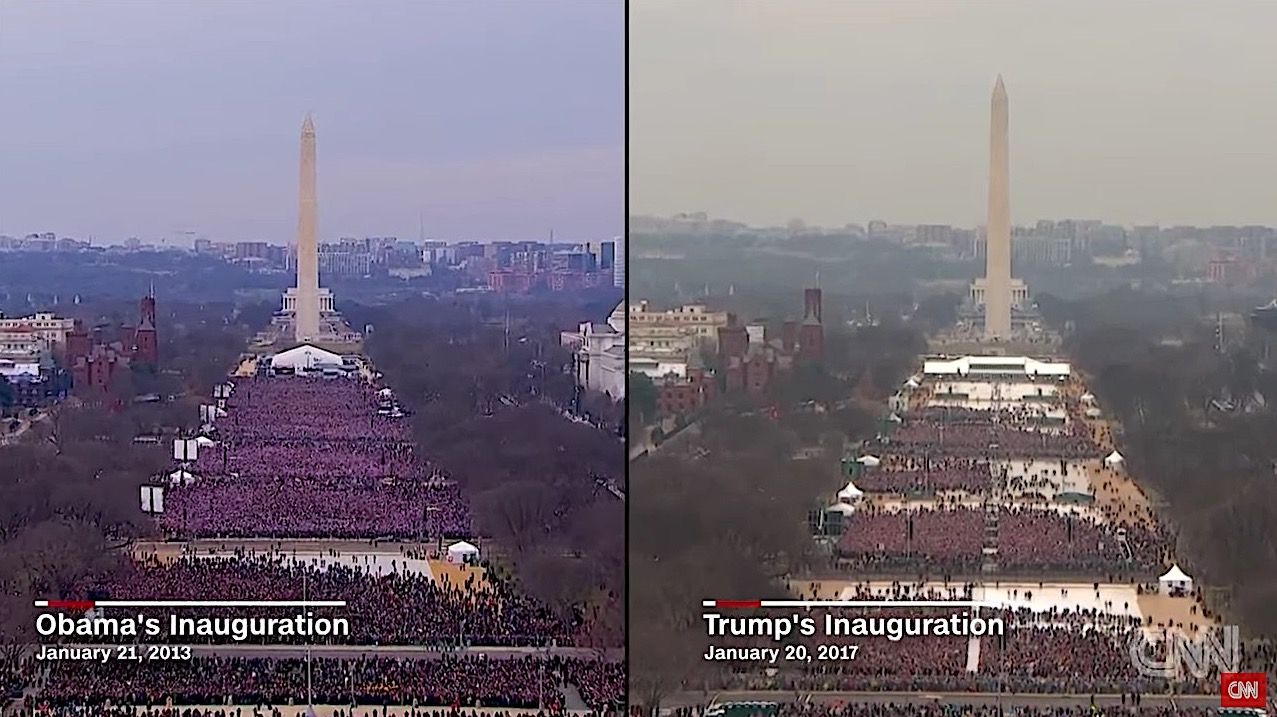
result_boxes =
[707,600,763,609]
[40,600,95,610]
[35,599,345,609]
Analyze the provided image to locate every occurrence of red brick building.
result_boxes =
[133,295,158,366]
[717,314,749,363]
[715,286,823,396]
[798,287,824,362]
[68,294,159,393]
[489,268,611,293]
[656,367,717,415]
[744,351,775,394]
[488,270,535,293]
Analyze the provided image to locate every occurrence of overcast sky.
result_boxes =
[0,1,622,245]
[631,0,1277,229]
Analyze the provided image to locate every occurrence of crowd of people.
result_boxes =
[160,377,470,539]
[701,590,1227,697]
[657,704,1215,717]
[882,421,1099,460]
[81,554,576,646]
[37,655,620,710]
[159,476,468,539]
[836,504,1163,575]
[559,658,624,711]
[997,509,1164,573]
[862,457,992,494]
[24,705,595,710]
[836,507,984,571]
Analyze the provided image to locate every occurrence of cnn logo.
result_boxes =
[1221,672,1267,709]
[1129,625,1240,680]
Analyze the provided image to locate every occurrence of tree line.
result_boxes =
[353,294,625,646]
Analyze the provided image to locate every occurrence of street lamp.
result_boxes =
[304,569,313,710]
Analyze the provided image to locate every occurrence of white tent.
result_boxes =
[1158,564,1193,593]
[167,469,196,486]
[856,455,881,467]
[195,435,216,447]
[1084,407,1102,418]
[888,413,902,423]
[837,481,865,502]
[1080,393,1096,404]
[1105,450,1125,468]
[446,540,480,565]
[904,377,920,389]
[272,344,345,372]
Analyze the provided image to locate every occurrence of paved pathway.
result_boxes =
[663,690,1218,708]
[46,643,621,660]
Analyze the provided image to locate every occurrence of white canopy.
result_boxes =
[446,540,479,564]
[856,455,881,467]
[904,377,920,389]
[272,344,345,371]
[194,436,216,447]
[888,413,902,423]
[1080,393,1096,404]
[1158,564,1193,591]
[1105,450,1125,466]
[167,469,195,486]
[1084,407,1102,418]
[837,481,864,502]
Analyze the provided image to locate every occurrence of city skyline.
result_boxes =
[0,1,623,244]
[631,0,1277,228]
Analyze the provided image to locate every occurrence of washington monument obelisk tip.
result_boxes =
[983,74,1012,340]
[295,113,321,341]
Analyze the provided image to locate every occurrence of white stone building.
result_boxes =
[561,301,625,400]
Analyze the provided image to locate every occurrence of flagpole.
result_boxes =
[305,569,313,709]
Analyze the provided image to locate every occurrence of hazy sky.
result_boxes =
[631,1,1277,229]
[0,1,622,244]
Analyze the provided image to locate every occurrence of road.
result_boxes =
[0,407,48,445]
[46,643,622,660]
[663,690,1219,709]
[6,703,592,717]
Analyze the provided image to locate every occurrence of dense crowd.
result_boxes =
[882,421,1099,459]
[836,507,984,571]
[81,554,575,646]
[38,655,619,710]
[837,505,1163,575]
[712,628,1181,694]
[862,456,992,494]
[659,704,1214,717]
[28,710,584,717]
[161,377,470,538]
[703,590,1219,696]
[721,579,1210,693]
[997,509,1164,573]
[559,658,624,711]
[983,629,1138,692]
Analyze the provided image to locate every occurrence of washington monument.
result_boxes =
[294,114,321,341]
[983,75,1012,340]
